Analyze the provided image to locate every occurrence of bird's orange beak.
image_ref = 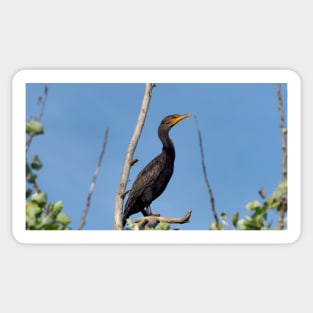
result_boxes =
[172,113,192,125]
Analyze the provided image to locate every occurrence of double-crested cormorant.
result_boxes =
[122,113,192,226]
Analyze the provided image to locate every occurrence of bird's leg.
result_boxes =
[140,206,152,216]
[140,208,149,216]
[146,205,152,216]
[146,205,160,217]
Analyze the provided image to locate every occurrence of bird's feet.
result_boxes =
[142,206,160,217]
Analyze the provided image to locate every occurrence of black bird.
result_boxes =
[122,113,192,226]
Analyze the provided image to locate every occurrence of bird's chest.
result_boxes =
[142,158,174,203]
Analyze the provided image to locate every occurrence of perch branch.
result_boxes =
[132,210,192,228]
[78,128,109,230]
[277,83,287,230]
[194,116,220,229]
[114,83,155,230]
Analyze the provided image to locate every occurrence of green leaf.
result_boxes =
[246,200,261,211]
[209,222,224,230]
[267,196,279,209]
[155,222,170,230]
[26,201,42,228]
[267,178,287,209]
[238,215,265,230]
[272,178,287,200]
[50,201,63,215]
[26,162,37,183]
[26,188,32,199]
[31,192,48,207]
[42,224,60,230]
[31,155,43,170]
[26,120,44,137]
[38,214,54,228]
[253,203,267,217]
[232,212,239,228]
[56,212,71,226]
[237,219,247,230]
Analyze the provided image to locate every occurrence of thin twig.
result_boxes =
[194,116,220,229]
[33,181,41,194]
[26,85,49,214]
[78,128,109,230]
[26,84,48,153]
[277,83,287,180]
[277,83,287,230]
[114,83,155,230]
[38,85,49,121]
[278,198,287,230]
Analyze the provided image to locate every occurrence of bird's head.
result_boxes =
[160,113,192,129]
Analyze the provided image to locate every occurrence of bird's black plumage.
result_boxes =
[122,113,191,226]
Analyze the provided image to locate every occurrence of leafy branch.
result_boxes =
[26,85,71,230]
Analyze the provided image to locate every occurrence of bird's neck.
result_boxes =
[158,128,175,160]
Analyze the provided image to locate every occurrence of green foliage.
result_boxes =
[56,212,71,226]
[155,222,170,230]
[233,178,287,230]
[209,222,224,230]
[267,177,287,210]
[26,120,44,137]
[31,155,43,170]
[209,179,287,230]
[232,212,239,228]
[237,208,268,230]
[26,199,71,230]
[246,200,261,211]
[26,161,71,229]
[26,201,42,229]
[26,162,37,184]
[31,192,48,207]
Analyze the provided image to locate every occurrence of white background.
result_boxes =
[1,1,311,312]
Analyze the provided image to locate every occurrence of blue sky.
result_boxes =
[26,83,287,230]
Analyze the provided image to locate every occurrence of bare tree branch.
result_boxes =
[277,83,287,180]
[194,116,220,229]
[78,128,109,230]
[277,83,287,230]
[132,210,192,229]
[278,198,287,230]
[114,84,155,230]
